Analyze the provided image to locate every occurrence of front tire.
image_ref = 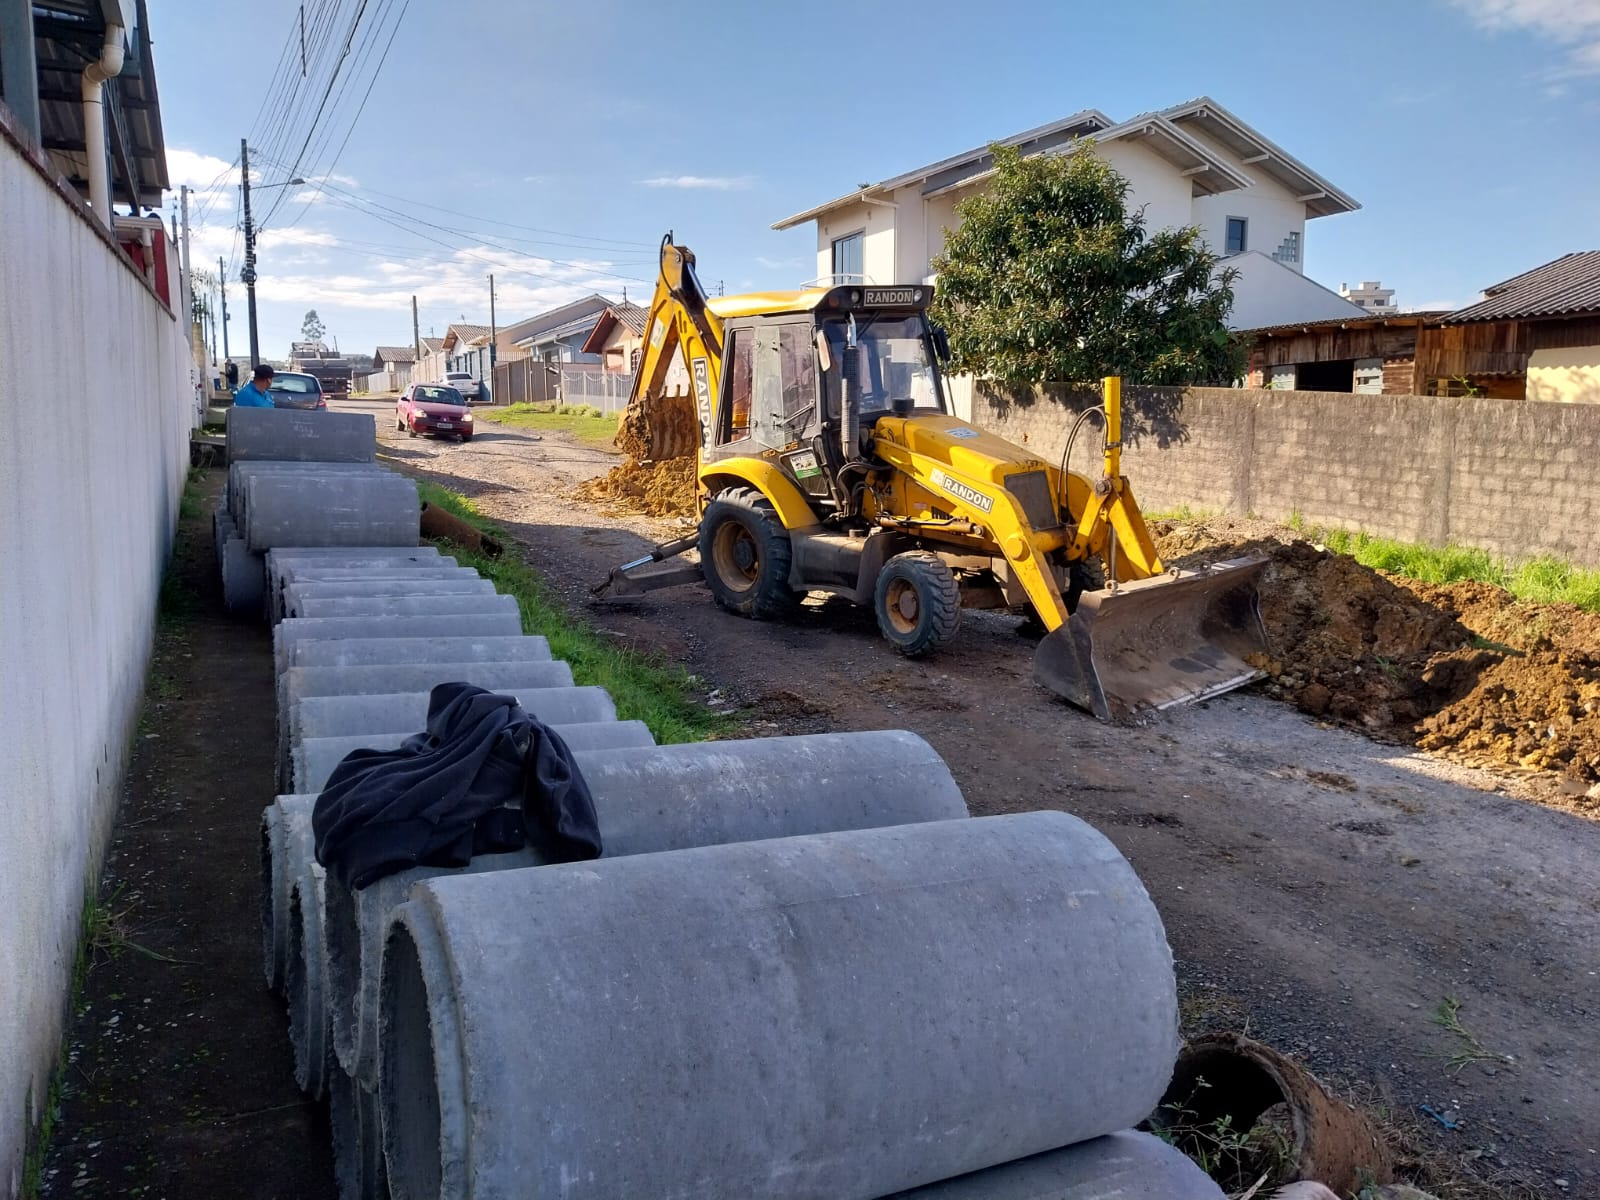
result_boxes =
[874,551,961,657]
[698,488,800,620]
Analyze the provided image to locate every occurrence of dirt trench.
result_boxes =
[1153,520,1600,811]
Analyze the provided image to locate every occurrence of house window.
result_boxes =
[1225,218,1248,255]
[832,231,864,283]
[629,347,641,373]
[1273,231,1302,265]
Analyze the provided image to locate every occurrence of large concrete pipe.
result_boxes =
[379,810,1177,1200]
[229,463,389,526]
[266,723,659,1094]
[221,537,266,614]
[226,407,378,462]
[284,661,574,704]
[244,473,420,551]
[281,577,497,620]
[284,869,333,1096]
[274,570,481,620]
[289,593,518,620]
[334,730,967,1088]
[268,554,456,618]
[275,662,577,793]
[275,614,524,676]
[330,1067,388,1200]
[296,719,656,796]
[292,687,612,745]
[287,635,554,672]
[260,795,316,993]
[881,1131,1224,1199]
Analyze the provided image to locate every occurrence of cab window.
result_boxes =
[719,328,754,443]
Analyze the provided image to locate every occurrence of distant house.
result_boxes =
[580,302,648,373]
[1428,251,1600,403]
[415,336,447,383]
[505,294,615,364]
[1241,312,1446,393]
[441,324,493,381]
[368,345,417,393]
[773,96,1360,325]
[1240,250,1600,401]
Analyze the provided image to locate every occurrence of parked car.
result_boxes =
[397,383,474,441]
[269,371,327,410]
[444,371,490,405]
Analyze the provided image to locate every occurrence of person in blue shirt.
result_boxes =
[234,364,276,407]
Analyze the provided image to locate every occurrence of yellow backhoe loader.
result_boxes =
[595,235,1268,720]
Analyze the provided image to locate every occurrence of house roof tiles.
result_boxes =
[1445,251,1600,324]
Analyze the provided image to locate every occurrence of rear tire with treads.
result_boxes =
[698,488,801,620]
[874,551,961,657]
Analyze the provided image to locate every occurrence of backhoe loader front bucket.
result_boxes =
[1034,557,1270,721]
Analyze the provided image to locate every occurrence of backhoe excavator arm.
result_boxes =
[614,234,725,464]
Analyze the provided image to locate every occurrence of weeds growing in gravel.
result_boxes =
[473,403,618,450]
[415,482,730,743]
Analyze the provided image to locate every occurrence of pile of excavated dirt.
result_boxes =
[576,457,698,518]
[1152,519,1600,804]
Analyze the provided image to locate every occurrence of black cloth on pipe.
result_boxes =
[312,682,602,890]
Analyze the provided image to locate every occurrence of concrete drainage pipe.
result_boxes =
[327,729,967,1087]
[378,810,1177,1200]
[880,1130,1224,1199]
[330,1066,388,1200]
[274,615,526,677]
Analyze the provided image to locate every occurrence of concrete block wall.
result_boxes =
[0,123,193,1193]
[972,383,1600,568]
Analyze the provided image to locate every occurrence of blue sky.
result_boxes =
[154,0,1600,360]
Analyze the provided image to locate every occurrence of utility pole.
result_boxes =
[488,274,497,380]
[219,255,231,364]
[240,137,260,366]
[412,294,421,359]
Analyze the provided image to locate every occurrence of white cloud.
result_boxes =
[638,175,753,190]
[1451,0,1600,76]
[165,147,235,187]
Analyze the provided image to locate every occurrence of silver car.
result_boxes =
[269,371,328,410]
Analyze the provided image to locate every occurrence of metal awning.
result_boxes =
[25,0,168,208]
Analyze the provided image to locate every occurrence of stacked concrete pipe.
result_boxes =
[215,409,423,612]
[378,811,1193,1200]
[325,730,970,1089]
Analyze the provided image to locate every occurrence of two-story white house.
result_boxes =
[772,97,1365,353]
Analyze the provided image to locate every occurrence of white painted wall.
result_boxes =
[0,131,192,1195]
[816,199,897,285]
[1527,345,1600,404]
[1180,127,1308,272]
[1096,140,1196,237]
[1223,251,1366,330]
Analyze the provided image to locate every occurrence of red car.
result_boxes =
[396,383,475,441]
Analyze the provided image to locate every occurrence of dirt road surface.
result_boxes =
[353,403,1600,1195]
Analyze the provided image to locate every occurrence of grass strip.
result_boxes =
[1309,525,1600,613]
[473,403,620,451]
[417,481,727,743]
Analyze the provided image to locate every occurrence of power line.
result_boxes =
[260,0,372,228]
[309,181,661,277]
[270,0,406,231]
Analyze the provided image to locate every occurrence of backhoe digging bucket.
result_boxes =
[1034,557,1270,721]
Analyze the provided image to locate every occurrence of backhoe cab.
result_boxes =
[598,235,1268,720]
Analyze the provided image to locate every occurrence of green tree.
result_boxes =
[929,143,1244,386]
[301,309,326,341]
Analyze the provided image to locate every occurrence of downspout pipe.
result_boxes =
[82,22,126,227]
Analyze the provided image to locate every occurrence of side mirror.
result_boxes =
[931,325,951,363]
[814,328,832,374]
